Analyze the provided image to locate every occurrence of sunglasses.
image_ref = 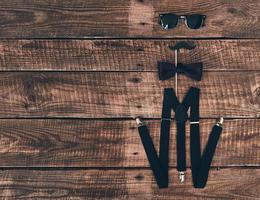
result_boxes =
[159,13,206,30]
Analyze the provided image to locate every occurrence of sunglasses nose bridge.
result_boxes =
[178,15,188,28]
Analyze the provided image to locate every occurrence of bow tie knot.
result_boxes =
[175,63,185,73]
[158,61,203,81]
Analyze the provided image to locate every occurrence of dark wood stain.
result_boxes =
[0,40,259,71]
[0,169,258,199]
[0,0,259,199]
[0,71,258,118]
[0,0,259,38]
[0,119,257,167]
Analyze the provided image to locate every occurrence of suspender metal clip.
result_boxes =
[216,117,224,127]
[136,117,145,127]
[178,171,186,183]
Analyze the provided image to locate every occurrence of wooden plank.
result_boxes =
[0,0,259,38]
[0,72,258,118]
[0,40,260,71]
[0,119,258,167]
[0,168,258,199]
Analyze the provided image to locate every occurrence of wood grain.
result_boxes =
[0,168,258,199]
[0,1,259,199]
[0,0,259,38]
[0,40,259,71]
[0,72,258,118]
[0,119,258,167]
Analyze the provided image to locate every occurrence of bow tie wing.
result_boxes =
[180,62,203,81]
[157,61,176,81]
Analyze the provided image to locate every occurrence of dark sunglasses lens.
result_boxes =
[186,15,205,29]
[159,13,178,29]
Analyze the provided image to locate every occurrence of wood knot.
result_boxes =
[23,80,38,104]
[135,174,144,181]
[136,47,144,52]
[128,77,141,83]
[254,87,260,97]
[139,22,147,26]
[22,74,53,109]
[227,8,239,14]
[133,63,144,71]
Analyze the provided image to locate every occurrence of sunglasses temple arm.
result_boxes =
[202,16,206,26]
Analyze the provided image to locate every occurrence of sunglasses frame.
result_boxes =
[159,13,206,30]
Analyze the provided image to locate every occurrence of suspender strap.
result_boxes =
[136,89,174,188]
[137,86,222,188]
[190,123,223,188]
[176,123,186,172]
[177,87,222,188]
[171,87,200,174]
[137,124,168,188]
[182,87,223,188]
[137,87,200,188]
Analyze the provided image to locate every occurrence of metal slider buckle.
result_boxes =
[190,121,199,125]
[161,118,171,121]
[135,117,145,127]
[216,117,224,127]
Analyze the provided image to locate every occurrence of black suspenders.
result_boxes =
[136,88,174,188]
[190,119,223,188]
[136,87,223,188]
[137,119,169,188]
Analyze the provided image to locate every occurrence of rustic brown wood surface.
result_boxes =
[0,119,258,167]
[0,72,258,118]
[0,40,259,71]
[0,0,259,38]
[0,0,259,199]
[0,168,258,199]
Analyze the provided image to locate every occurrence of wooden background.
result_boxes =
[0,0,259,199]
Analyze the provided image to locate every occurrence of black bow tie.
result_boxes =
[158,61,203,81]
